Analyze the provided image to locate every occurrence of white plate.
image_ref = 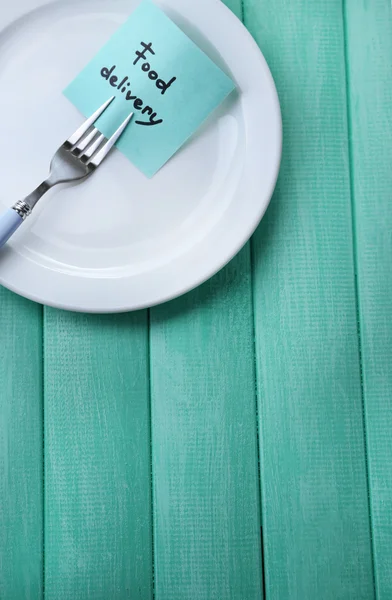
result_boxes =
[0,0,281,312]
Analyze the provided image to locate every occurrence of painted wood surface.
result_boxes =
[148,5,262,600]
[244,0,375,597]
[345,1,392,598]
[1,1,391,599]
[0,290,43,599]
[44,310,152,599]
[150,248,263,600]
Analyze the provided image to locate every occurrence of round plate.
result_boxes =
[0,0,281,312]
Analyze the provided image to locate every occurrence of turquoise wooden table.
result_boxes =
[1,1,391,598]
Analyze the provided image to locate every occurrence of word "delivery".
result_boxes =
[100,42,176,126]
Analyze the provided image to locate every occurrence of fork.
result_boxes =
[0,97,133,249]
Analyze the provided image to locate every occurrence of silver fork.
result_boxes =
[0,97,133,249]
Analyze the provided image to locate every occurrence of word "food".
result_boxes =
[133,42,176,94]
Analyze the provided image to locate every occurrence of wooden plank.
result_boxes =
[44,309,152,600]
[0,289,43,599]
[243,0,375,597]
[344,1,392,597]
[150,247,263,600]
[151,1,262,597]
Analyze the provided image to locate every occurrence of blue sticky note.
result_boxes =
[64,0,235,177]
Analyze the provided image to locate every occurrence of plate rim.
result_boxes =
[0,0,282,313]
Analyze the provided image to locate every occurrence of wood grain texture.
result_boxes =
[0,289,43,600]
[150,2,262,597]
[243,0,375,597]
[345,1,392,597]
[44,309,152,600]
[150,248,263,600]
[2,1,390,599]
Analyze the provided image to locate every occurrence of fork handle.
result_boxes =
[0,207,27,249]
[0,187,48,249]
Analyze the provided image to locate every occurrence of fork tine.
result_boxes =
[66,96,115,146]
[72,128,101,155]
[88,112,134,167]
[80,133,106,163]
